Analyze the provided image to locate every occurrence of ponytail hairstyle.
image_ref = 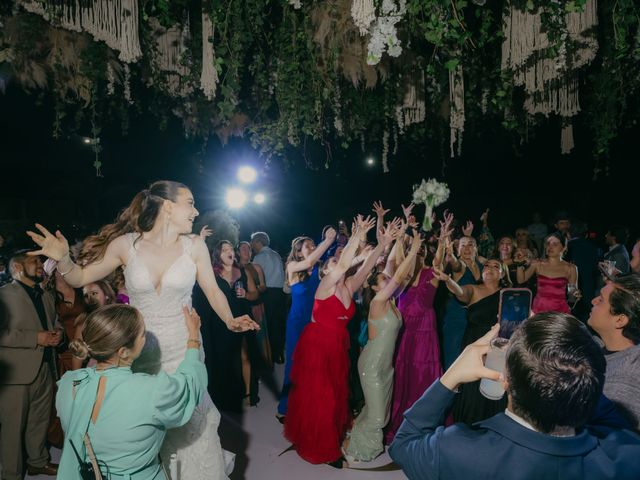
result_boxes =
[78,181,188,265]
[69,304,144,362]
[361,270,382,321]
[286,236,314,283]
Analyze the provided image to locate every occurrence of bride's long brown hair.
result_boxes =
[78,180,188,265]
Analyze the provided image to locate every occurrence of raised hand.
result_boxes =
[401,202,415,221]
[480,208,490,226]
[462,220,474,237]
[26,224,70,261]
[432,266,451,282]
[409,229,422,253]
[324,227,337,242]
[439,211,455,241]
[227,314,260,332]
[199,225,213,240]
[358,215,376,235]
[372,201,390,219]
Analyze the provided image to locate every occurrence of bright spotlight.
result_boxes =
[254,193,266,204]
[238,166,257,184]
[83,137,91,144]
[367,157,375,166]
[226,188,247,208]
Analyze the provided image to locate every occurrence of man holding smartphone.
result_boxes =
[389,313,640,480]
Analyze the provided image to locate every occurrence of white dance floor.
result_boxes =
[26,363,407,479]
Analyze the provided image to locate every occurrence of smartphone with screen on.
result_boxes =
[498,288,532,339]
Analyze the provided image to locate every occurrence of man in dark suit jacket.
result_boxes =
[566,220,599,321]
[389,313,640,480]
[604,225,631,275]
[0,251,61,479]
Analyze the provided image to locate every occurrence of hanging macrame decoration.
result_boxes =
[561,120,574,155]
[151,16,192,97]
[351,0,376,36]
[200,11,218,101]
[448,63,465,158]
[19,0,142,63]
[382,128,390,173]
[396,73,426,134]
[501,0,598,153]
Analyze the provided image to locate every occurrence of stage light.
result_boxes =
[238,166,257,184]
[367,157,375,166]
[254,193,266,204]
[83,138,91,144]
[226,188,247,208]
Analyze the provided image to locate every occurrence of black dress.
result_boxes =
[194,271,250,413]
[452,290,507,425]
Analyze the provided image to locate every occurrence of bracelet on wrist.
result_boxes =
[57,253,75,276]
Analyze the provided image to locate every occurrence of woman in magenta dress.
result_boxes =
[384,240,442,444]
[516,232,580,314]
[285,215,391,467]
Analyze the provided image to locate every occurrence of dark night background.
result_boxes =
[1,84,638,254]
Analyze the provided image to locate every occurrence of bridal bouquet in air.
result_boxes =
[412,178,450,232]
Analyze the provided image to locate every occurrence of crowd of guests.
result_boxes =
[1,195,640,479]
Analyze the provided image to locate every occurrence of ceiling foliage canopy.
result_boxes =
[0,0,638,173]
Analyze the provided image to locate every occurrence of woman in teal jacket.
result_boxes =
[56,303,207,479]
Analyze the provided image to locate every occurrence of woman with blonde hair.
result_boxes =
[28,180,255,479]
[56,304,206,479]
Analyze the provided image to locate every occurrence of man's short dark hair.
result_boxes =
[506,313,605,434]
[250,231,270,247]
[608,225,629,245]
[609,274,640,343]
[554,210,571,224]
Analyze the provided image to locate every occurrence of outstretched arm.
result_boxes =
[378,230,422,304]
[347,218,400,294]
[433,266,474,304]
[193,237,258,332]
[287,228,337,275]
[27,224,126,287]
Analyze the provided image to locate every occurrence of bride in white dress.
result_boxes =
[28,180,258,479]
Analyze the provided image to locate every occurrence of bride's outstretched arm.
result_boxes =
[26,224,125,287]
[193,237,259,332]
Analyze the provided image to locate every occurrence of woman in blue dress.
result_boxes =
[56,303,207,480]
[441,235,484,369]
[277,228,336,419]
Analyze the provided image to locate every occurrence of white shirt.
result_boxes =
[253,247,285,288]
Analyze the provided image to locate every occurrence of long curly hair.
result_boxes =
[78,181,188,265]
[285,236,314,284]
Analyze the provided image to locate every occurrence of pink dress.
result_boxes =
[384,268,442,444]
[532,275,570,314]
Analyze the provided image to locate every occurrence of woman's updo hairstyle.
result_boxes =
[79,181,188,265]
[69,304,144,362]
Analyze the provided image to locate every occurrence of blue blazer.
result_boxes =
[389,380,640,480]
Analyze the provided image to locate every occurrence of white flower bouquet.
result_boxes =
[412,178,450,232]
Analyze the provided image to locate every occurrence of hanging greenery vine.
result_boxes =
[0,0,638,173]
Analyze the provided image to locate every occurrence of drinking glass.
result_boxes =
[480,337,510,400]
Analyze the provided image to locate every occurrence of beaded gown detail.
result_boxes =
[346,304,401,461]
[124,233,233,479]
[284,294,355,464]
[532,275,570,314]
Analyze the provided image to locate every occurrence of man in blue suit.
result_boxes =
[389,313,640,480]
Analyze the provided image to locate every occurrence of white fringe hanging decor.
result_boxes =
[561,120,574,154]
[448,63,465,158]
[19,0,142,63]
[351,0,376,36]
[382,128,390,173]
[151,16,192,97]
[501,0,597,151]
[200,10,218,101]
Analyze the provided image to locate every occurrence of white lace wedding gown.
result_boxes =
[124,233,234,479]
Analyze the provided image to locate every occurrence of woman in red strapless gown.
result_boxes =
[285,215,395,466]
[516,232,579,314]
